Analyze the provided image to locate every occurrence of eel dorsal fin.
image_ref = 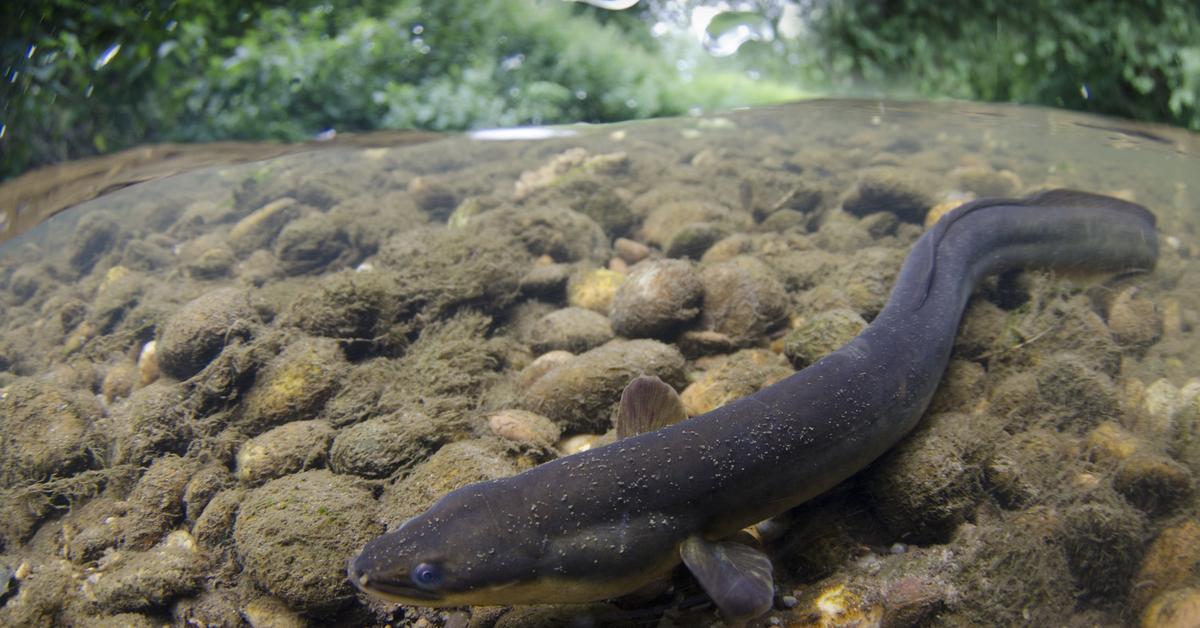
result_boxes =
[616,375,688,439]
[680,535,775,622]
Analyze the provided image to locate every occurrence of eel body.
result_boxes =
[348,189,1158,619]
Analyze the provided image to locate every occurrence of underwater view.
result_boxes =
[0,99,1198,627]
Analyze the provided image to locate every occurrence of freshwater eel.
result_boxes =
[348,189,1158,620]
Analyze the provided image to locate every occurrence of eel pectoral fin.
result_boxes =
[616,375,688,439]
[679,535,774,622]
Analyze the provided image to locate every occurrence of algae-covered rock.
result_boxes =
[182,464,233,523]
[228,197,302,255]
[0,378,103,487]
[90,532,206,612]
[156,287,260,380]
[782,308,867,369]
[680,349,792,416]
[1087,422,1193,515]
[69,210,120,274]
[235,420,336,484]
[949,509,1075,625]
[759,208,810,233]
[0,558,76,626]
[192,487,244,550]
[1059,497,1147,600]
[378,225,528,320]
[101,362,137,403]
[329,411,446,479]
[65,498,127,563]
[173,589,247,628]
[519,262,571,299]
[407,176,458,219]
[524,307,613,355]
[123,455,196,551]
[665,221,728,259]
[642,200,741,248]
[954,299,1009,358]
[378,440,517,527]
[953,167,1021,197]
[812,217,873,253]
[793,248,905,320]
[520,339,687,433]
[867,413,988,543]
[379,311,505,420]
[111,382,190,466]
[859,210,899,239]
[273,214,354,275]
[699,255,789,346]
[609,259,703,340]
[983,429,1074,508]
[184,246,236,280]
[471,205,610,264]
[927,359,987,415]
[1107,286,1164,348]
[280,269,405,355]
[234,470,382,611]
[89,613,158,628]
[238,337,346,435]
[1036,352,1123,431]
[842,168,936,223]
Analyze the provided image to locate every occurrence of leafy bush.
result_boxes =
[801,0,1200,130]
[0,0,689,180]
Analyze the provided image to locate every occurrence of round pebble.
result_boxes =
[609,259,703,339]
[520,339,687,433]
[235,420,336,484]
[329,410,445,479]
[567,268,625,314]
[699,256,789,346]
[524,307,613,354]
[234,470,382,611]
[1108,286,1163,347]
[782,308,867,368]
[487,410,561,448]
[239,337,346,435]
[156,287,259,380]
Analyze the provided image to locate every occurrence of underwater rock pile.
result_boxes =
[0,107,1197,627]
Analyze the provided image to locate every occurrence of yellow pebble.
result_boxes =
[924,199,963,229]
[567,268,625,314]
[1142,587,1200,628]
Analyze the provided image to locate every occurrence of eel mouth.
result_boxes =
[346,558,444,602]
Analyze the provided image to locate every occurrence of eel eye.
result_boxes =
[411,562,442,590]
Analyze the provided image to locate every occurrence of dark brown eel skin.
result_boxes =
[348,189,1159,621]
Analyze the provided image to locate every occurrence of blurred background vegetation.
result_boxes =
[2,0,1198,181]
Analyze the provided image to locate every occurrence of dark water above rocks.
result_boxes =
[0,99,1198,626]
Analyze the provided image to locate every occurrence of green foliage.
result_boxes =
[1,0,293,179]
[0,0,686,180]
[181,0,681,139]
[802,0,1200,130]
[1,0,1197,182]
